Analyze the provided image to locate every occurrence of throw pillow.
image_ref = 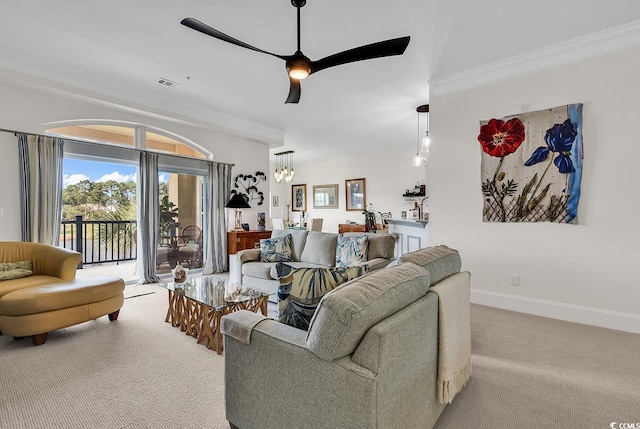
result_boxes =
[276,263,369,330]
[0,269,33,281]
[335,234,369,268]
[0,260,33,282]
[260,234,294,262]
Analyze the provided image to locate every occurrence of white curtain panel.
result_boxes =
[203,161,232,274]
[17,134,64,245]
[137,152,160,284]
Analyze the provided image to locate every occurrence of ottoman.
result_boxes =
[0,276,125,346]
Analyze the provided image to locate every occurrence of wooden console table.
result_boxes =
[227,230,272,255]
[338,224,366,234]
[338,224,384,234]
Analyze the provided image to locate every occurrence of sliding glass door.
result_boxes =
[156,170,205,274]
[62,156,139,283]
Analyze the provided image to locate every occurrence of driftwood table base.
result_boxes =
[165,290,268,354]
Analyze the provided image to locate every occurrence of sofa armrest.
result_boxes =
[224,310,308,348]
[221,310,272,344]
[237,248,262,263]
[235,249,262,282]
[31,245,82,280]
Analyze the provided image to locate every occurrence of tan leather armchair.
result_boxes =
[0,242,82,298]
[0,242,124,346]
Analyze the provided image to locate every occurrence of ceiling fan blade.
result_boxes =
[181,18,289,60]
[285,77,301,104]
[310,36,410,74]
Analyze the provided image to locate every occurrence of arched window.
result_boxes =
[44,120,211,159]
[45,121,210,282]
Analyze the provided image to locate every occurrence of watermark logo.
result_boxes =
[610,423,640,429]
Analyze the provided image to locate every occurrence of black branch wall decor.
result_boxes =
[230,171,266,206]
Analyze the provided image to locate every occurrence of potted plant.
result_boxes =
[362,203,377,232]
[160,196,180,238]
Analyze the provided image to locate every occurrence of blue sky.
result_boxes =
[64,159,167,187]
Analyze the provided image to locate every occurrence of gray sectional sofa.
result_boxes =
[234,229,398,295]
[222,245,471,429]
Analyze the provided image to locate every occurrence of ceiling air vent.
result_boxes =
[156,78,180,88]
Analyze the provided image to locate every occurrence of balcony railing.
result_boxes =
[61,215,137,267]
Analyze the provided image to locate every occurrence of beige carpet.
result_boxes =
[435,304,640,428]
[1,285,639,429]
[0,284,229,429]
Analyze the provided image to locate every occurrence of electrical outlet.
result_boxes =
[510,274,520,286]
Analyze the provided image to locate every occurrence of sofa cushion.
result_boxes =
[300,231,338,266]
[260,234,294,262]
[344,233,397,260]
[0,275,62,298]
[306,262,431,361]
[276,263,369,330]
[271,229,308,262]
[0,276,125,316]
[335,234,368,267]
[398,245,461,285]
[0,261,33,282]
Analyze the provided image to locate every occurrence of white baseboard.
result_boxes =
[471,289,640,334]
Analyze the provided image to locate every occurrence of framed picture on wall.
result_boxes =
[291,184,307,211]
[345,178,366,211]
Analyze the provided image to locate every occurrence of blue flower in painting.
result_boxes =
[524,119,577,173]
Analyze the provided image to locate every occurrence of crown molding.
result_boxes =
[430,19,640,96]
[0,45,285,147]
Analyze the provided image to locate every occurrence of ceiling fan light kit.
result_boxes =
[181,0,410,103]
[287,54,311,80]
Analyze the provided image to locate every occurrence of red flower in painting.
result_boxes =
[478,118,525,157]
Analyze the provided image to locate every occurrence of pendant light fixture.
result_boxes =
[409,104,429,167]
[274,150,296,183]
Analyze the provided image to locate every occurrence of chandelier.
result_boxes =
[409,104,430,167]
[274,150,295,183]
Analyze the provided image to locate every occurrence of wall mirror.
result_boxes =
[312,184,339,209]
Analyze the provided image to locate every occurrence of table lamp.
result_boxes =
[226,194,251,231]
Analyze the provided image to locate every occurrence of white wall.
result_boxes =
[0,80,270,238]
[430,46,640,333]
[269,150,428,234]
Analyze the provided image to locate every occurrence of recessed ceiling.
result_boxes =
[1,0,640,163]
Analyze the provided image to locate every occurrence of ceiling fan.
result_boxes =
[181,0,410,104]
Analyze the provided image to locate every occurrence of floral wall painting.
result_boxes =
[479,104,583,224]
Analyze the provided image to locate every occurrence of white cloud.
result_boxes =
[64,174,89,187]
[158,173,168,183]
[96,172,137,183]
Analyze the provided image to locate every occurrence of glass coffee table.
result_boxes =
[158,277,273,354]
